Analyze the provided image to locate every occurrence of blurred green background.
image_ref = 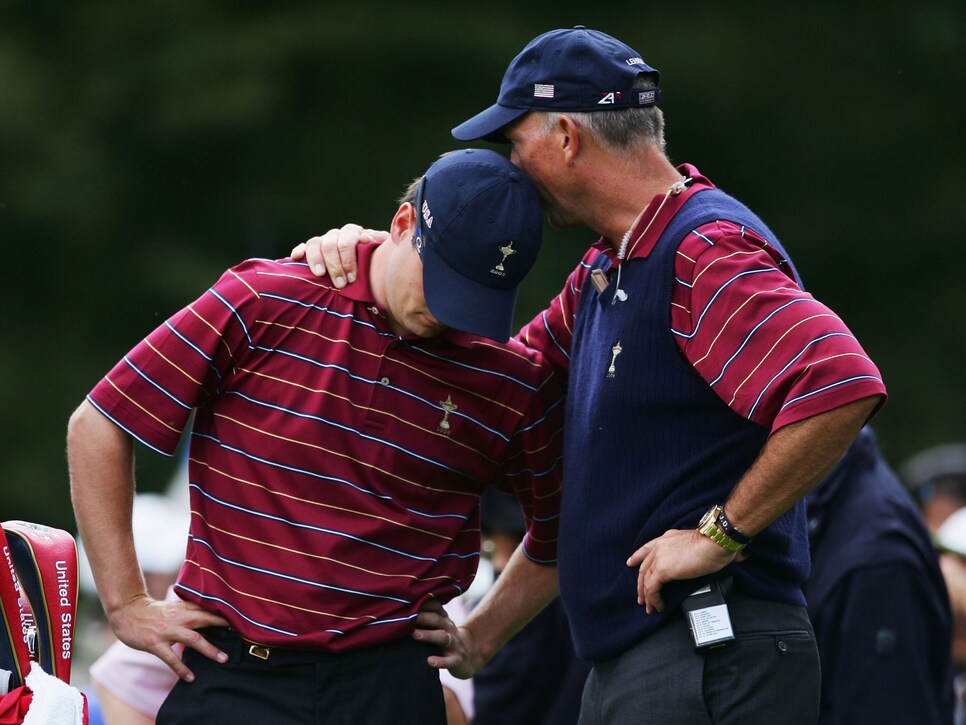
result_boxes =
[2,1,963,531]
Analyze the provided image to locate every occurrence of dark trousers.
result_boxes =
[579,591,821,725]
[156,628,446,725]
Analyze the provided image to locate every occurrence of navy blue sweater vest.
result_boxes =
[559,189,810,661]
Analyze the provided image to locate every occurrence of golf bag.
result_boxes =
[0,521,87,723]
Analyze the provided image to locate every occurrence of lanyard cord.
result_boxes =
[612,177,692,304]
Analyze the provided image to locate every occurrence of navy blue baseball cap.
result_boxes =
[413,149,542,342]
[453,26,661,143]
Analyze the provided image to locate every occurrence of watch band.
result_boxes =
[715,507,753,546]
[697,505,747,553]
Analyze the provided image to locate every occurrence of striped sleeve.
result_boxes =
[671,221,886,432]
[499,368,565,565]
[517,247,600,382]
[88,260,263,454]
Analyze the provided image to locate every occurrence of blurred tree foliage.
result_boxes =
[0,1,962,529]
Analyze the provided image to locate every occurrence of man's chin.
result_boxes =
[415,322,447,339]
[540,199,582,229]
[544,207,579,231]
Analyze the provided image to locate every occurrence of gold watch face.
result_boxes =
[698,505,744,552]
[699,505,722,529]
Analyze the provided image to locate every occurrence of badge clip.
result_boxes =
[681,580,735,651]
[590,269,609,295]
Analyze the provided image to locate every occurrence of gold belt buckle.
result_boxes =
[248,644,270,660]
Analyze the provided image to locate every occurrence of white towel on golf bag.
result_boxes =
[22,662,84,725]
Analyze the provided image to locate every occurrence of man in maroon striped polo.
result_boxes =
[67,148,563,723]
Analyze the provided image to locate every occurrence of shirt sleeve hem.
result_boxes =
[771,384,887,434]
[521,534,557,566]
[86,393,182,457]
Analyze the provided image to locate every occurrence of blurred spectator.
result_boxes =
[937,508,966,620]
[804,428,954,724]
[903,442,966,722]
[471,490,590,724]
[901,443,966,532]
[935,504,966,723]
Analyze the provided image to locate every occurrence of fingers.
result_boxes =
[625,542,653,609]
[416,597,447,617]
[412,625,452,652]
[149,629,228,683]
[181,626,229,663]
[306,225,360,286]
[293,229,347,281]
[625,546,646,568]
[627,539,671,614]
[114,599,232,682]
[361,228,390,243]
[412,598,471,675]
[152,640,198,683]
[295,224,381,286]
[635,550,665,614]
[412,604,454,651]
[628,530,739,614]
[417,625,478,680]
[302,229,345,280]
[324,224,367,288]
[414,599,448,631]
[642,572,666,614]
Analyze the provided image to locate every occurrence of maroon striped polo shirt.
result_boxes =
[520,163,885,432]
[88,242,564,651]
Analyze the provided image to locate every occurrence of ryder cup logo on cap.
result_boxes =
[453,26,661,143]
[413,149,542,343]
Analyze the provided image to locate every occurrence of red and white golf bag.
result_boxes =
[0,521,88,723]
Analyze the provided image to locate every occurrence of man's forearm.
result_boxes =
[725,395,883,536]
[67,401,147,616]
[631,395,885,613]
[67,401,230,680]
[461,544,559,667]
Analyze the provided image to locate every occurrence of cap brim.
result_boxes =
[451,104,529,143]
[421,244,518,343]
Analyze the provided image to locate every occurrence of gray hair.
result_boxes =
[542,76,665,154]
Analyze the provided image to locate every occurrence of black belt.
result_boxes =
[197,627,429,667]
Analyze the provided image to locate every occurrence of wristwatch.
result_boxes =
[697,505,751,553]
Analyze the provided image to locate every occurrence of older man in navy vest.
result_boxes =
[299,27,886,724]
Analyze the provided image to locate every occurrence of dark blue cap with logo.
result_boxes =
[452,26,661,143]
[413,149,542,342]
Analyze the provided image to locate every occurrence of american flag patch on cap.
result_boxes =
[534,83,555,98]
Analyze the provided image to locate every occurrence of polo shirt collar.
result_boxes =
[593,163,715,261]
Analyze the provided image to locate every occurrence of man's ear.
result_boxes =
[389,202,417,245]
[556,114,581,165]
